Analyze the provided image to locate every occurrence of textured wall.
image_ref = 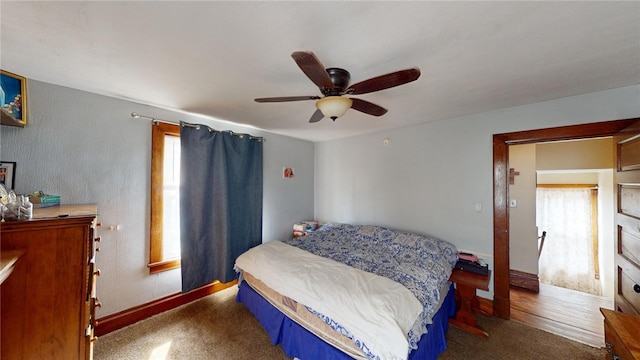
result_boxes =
[0,80,315,316]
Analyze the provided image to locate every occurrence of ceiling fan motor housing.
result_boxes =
[325,68,351,95]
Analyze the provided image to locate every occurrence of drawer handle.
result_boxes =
[95,236,101,243]
[634,283,640,293]
[606,343,620,360]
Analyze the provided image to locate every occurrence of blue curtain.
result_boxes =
[179,124,263,293]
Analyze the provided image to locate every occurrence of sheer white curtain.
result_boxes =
[536,187,601,295]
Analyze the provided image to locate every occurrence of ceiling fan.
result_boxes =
[255,51,421,123]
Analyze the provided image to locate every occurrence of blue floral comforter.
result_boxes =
[284,222,458,356]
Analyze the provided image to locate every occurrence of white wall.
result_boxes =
[0,80,316,316]
[598,170,615,300]
[315,85,640,298]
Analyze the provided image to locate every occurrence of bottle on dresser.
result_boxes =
[19,195,32,219]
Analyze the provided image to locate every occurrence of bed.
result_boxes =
[234,222,459,360]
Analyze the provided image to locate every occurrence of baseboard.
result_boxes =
[509,269,539,292]
[95,279,237,336]
[477,296,494,316]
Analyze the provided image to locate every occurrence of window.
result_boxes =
[536,184,600,295]
[149,122,181,273]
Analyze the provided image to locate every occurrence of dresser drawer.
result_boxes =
[617,262,640,315]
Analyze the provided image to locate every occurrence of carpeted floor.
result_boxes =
[94,285,606,360]
[440,315,605,359]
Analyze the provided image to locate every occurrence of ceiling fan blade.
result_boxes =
[347,67,421,95]
[255,95,320,103]
[351,98,388,117]
[309,109,324,123]
[291,51,334,90]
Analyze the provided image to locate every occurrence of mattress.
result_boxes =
[242,272,367,359]
[236,276,456,360]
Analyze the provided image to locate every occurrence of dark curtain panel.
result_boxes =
[179,125,263,293]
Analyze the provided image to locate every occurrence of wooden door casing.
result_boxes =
[492,118,640,319]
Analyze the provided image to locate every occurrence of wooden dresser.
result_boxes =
[614,121,640,316]
[600,308,640,360]
[0,204,100,360]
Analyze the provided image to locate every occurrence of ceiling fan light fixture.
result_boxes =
[316,96,352,121]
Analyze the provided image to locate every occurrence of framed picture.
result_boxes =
[0,161,16,190]
[0,70,27,126]
[283,167,295,179]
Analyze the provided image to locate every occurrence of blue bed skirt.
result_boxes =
[236,280,456,360]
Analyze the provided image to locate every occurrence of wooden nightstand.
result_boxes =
[449,268,491,337]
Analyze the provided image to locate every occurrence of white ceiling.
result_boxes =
[1,1,639,142]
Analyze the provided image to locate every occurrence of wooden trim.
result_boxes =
[494,119,639,145]
[95,280,237,336]
[477,297,494,316]
[591,188,599,280]
[149,122,181,273]
[493,134,511,319]
[509,269,539,292]
[148,259,181,274]
[493,117,639,320]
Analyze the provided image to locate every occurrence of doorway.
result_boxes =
[508,139,615,298]
[504,140,617,346]
[491,118,639,319]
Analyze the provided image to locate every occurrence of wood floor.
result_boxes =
[510,283,614,348]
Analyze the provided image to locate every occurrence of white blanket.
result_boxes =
[234,240,423,360]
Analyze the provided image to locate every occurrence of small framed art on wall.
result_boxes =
[0,161,16,190]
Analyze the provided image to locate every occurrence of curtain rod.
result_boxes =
[131,112,264,141]
[536,184,598,189]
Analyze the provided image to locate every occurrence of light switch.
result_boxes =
[474,202,482,212]
[509,199,517,208]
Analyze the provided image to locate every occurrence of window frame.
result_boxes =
[149,121,181,273]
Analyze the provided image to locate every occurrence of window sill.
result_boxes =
[148,259,181,274]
